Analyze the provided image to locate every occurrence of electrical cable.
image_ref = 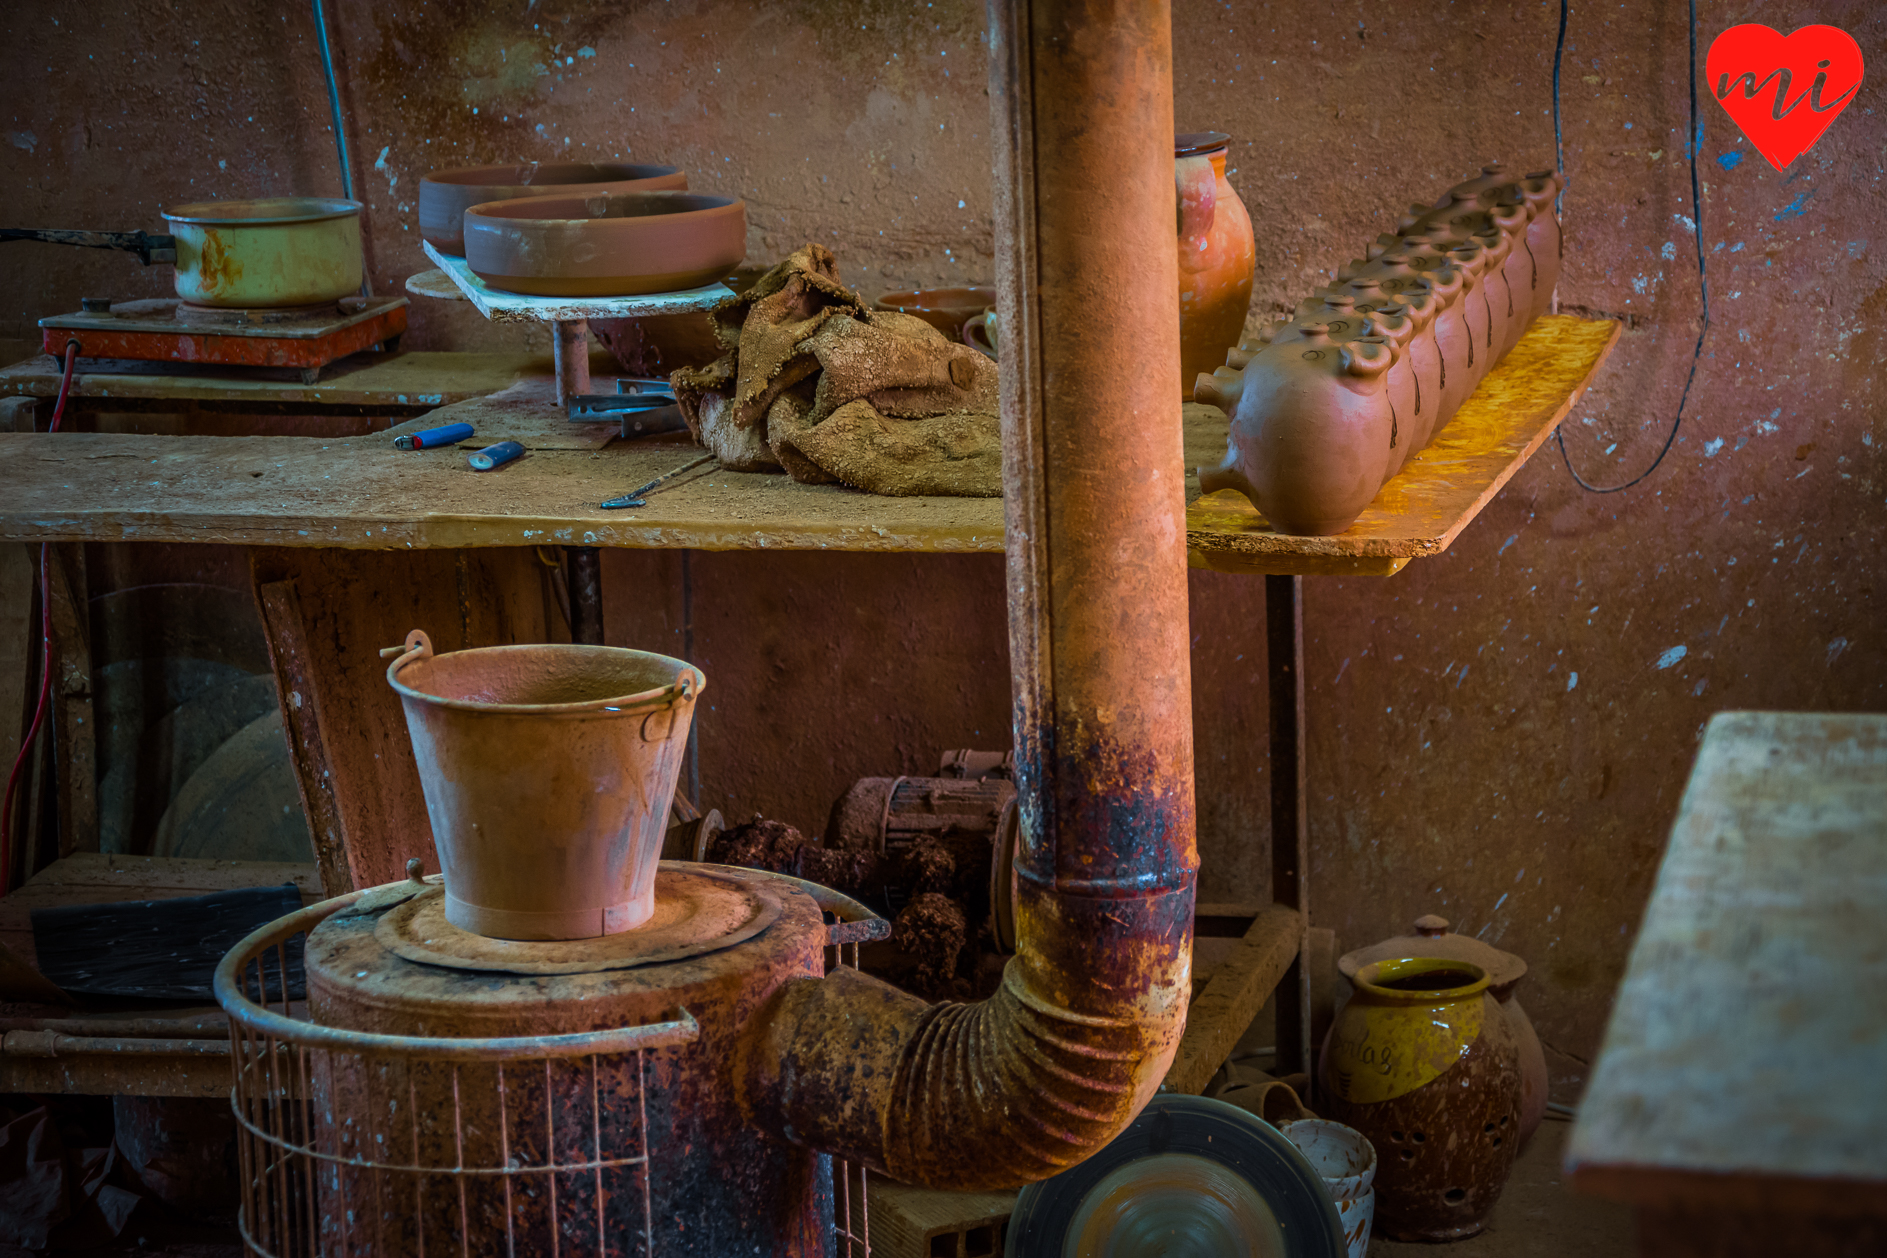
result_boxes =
[1,341,81,893]
[1553,0,1710,493]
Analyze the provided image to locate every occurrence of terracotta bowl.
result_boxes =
[419,162,686,256]
[463,191,747,298]
[874,286,997,341]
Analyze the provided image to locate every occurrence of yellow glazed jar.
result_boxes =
[1319,957,1521,1243]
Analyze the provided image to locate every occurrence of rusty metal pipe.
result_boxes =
[737,0,1196,1190]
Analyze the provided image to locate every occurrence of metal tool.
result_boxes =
[566,377,691,438]
[600,453,715,509]
[469,440,525,471]
[393,421,473,451]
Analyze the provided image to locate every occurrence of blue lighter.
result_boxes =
[468,440,525,471]
[393,421,475,451]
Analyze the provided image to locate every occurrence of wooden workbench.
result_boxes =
[1566,711,1887,1255]
[0,316,1619,577]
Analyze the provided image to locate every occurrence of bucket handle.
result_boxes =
[379,628,434,675]
[640,668,699,743]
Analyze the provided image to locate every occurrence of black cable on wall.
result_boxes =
[1553,0,1710,493]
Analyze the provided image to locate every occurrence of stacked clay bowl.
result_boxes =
[420,162,685,255]
[463,191,746,298]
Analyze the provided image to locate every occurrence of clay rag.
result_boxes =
[671,244,1002,497]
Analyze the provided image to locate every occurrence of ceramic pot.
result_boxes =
[463,190,746,298]
[873,287,996,342]
[1280,1119,1377,1258]
[1336,915,1550,1150]
[1197,326,1396,535]
[1176,131,1255,402]
[1319,957,1522,1242]
[419,162,686,256]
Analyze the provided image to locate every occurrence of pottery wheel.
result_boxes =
[375,866,782,976]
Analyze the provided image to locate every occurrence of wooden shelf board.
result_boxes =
[0,347,619,409]
[0,317,1618,573]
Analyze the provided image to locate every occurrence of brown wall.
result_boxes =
[4,0,1884,1094]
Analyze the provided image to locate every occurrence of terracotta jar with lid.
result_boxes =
[1333,915,1550,1149]
[1175,131,1256,402]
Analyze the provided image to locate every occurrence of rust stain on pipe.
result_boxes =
[738,0,1197,1191]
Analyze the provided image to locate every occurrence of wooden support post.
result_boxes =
[553,318,591,406]
[566,546,604,645]
[45,545,94,860]
[1266,574,1313,1080]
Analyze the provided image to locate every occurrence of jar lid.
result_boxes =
[1175,131,1231,157]
[1337,915,1527,990]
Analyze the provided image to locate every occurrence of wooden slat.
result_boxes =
[255,579,355,896]
[0,318,1618,576]
[1164,903,1303,1095]
[1567,712,1887,1217]
[0,852,321,970]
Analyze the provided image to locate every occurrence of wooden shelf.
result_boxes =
[0,347,621,410]
[0,317,1618,575]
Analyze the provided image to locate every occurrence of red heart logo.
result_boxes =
[1707,24,1865,171]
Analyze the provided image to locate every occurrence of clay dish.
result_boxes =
[873,286,997,340]
[463,190,747,298]
[420,162,686,255]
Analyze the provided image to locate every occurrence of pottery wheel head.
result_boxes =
[1064,1153,1288,1258]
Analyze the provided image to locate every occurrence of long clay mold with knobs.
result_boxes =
[1197,164,1562,536]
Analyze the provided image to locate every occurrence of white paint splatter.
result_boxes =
[1655,645,1687,670]
[1828,637,1850,666]
[1703,438,1724,456]
[1567,671,1579,691]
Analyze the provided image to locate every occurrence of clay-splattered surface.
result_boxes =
[3,1,1884,1093]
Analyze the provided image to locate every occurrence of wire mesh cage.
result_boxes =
[217,879,888,1258]
[215,894,699,1258]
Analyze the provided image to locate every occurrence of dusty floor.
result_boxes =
[1369,1118,1632,1257]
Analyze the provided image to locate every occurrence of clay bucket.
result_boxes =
[383,630,705,941]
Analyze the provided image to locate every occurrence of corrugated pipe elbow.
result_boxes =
[735,875,1193,1191]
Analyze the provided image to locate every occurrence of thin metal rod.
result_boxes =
[682,549,700,808]
[309,0,371,298]
[1265,575,1312,1081]
[600,453,716,510]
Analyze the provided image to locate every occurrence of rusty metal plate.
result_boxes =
[375,864,781,975]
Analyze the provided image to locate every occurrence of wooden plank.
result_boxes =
[421,241,734,323]
[1164,903,1302,1095]
[0,318,1616,571]
[0,348,612,408]
[0,853,321,970]
[0,1046,235,1098]
[255,579,355,896]
[1566,711,1887,1218]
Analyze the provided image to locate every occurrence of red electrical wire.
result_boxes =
[1,341,80,894]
